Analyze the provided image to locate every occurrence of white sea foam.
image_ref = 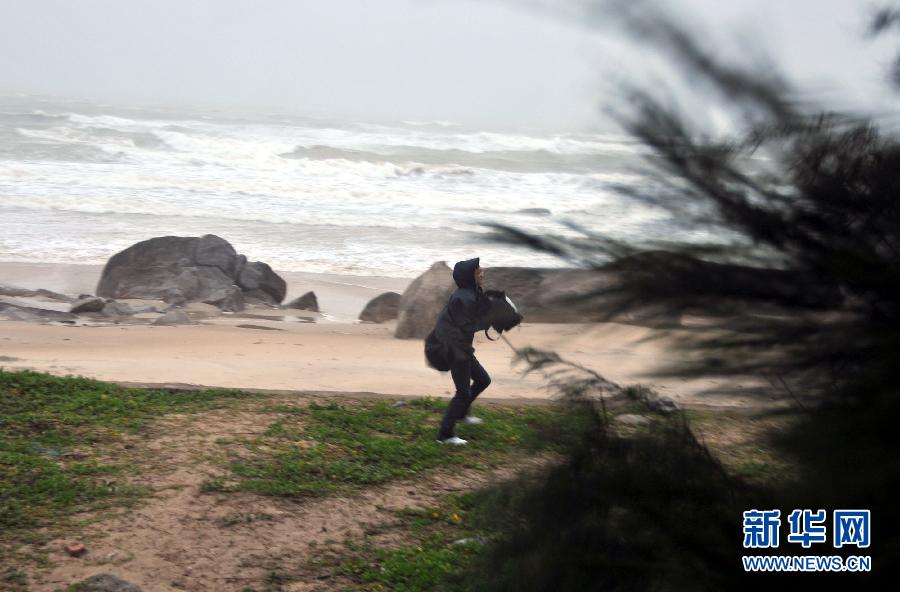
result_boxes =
[45,109,640,157]
[0,97,680,276]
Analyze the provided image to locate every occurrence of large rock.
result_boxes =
[359,292,401,323]
[287,291,319,312]
[195,235,240,276]
[395,262,456,339]
[96,235,286,310]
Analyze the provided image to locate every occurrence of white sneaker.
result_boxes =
[436,436,468,445]
[461,416,483,425]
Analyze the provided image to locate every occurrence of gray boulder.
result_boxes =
[153,309,194,326]
[287,291,318,312]
[359,291,401,323]
[70,296,106,314]
[395,262,456,339]
[96,234,286,311]
[72,573,143,592]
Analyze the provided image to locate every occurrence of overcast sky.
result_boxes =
[0,0,894,129]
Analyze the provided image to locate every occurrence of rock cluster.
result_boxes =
[96,235,286,311]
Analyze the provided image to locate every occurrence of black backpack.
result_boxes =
[481,289,524,339]
[424,290,523,371]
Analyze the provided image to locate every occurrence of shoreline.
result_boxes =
[0,260,412,322]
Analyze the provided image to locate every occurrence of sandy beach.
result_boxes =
[0,261,772,409]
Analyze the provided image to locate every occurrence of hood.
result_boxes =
[452,257,480,289]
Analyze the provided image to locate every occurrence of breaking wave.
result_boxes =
[0,96,673,276]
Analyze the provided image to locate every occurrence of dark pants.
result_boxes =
[438,356,491,439]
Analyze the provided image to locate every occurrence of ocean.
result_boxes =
[0,95,682,278]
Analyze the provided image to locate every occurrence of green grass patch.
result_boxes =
[339,542,474,592]
[0,369,250,534]
[208,398,576,498]
[310,493,486,592]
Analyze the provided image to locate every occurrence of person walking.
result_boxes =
[429,257,492,445]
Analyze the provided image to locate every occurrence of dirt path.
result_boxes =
[22,399,554,592]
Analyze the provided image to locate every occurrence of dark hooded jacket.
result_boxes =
[425,258,492,371]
